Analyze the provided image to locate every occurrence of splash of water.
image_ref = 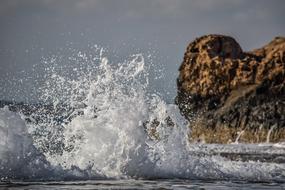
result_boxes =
[266,124,277,143]
[1,48,285,182]
[234,130,245,144]
[23,48,190,179]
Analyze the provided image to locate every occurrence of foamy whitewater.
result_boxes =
[1,48,285,182]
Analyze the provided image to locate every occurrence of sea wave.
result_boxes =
[1,49,285,182]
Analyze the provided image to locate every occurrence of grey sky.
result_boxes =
[0,0,284,103]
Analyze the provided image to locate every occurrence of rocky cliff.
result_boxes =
[176,34,285,143]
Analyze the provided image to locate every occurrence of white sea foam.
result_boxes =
[1,49,285,182]
[0,107,52,180]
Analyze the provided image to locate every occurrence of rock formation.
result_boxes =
[176,34,285,143]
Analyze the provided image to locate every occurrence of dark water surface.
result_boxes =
[1,179,285,190]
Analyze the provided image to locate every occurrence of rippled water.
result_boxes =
[1,179,285,190]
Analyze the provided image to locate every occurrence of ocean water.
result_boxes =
[1,179,285,190]
[1,48,285,189]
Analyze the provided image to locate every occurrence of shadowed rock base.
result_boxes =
[176,34,285,143]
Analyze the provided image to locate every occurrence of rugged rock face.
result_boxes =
[176,34,285,143]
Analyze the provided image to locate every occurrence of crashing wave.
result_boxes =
[1,48,285,182]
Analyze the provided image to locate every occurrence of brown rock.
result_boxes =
[176,34,285,143]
